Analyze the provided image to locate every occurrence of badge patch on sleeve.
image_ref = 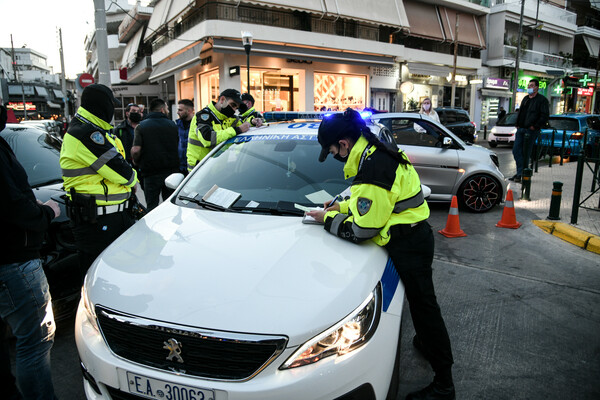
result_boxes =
[200,113,210,121]
[357,197,372,216]
[90,131,105,145]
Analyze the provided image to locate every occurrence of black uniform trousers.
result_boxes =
[385,221,454,382]
[71,210,134,282]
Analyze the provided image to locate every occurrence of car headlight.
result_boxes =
[490,127,497,134]
[510,128,517,134]
[81,283,99,332]
[280,283,381,370]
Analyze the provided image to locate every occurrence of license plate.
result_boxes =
[126,372,215,400]
[497,138,508,142]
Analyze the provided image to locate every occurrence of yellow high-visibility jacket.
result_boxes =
[60,107,138,206]
[324,136,429,246]
[186,102,243,171]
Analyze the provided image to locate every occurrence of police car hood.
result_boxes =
[87,202,390,345]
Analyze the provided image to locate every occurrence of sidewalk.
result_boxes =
[511,156,600,251]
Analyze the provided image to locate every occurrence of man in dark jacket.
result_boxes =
[511,79,549,183]
[176,99,194,175]
[0,105,61,400]
[131,98,179,211]
[114,102,143,165]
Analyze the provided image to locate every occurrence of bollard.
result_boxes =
[483,125,487,141]
[547,181,563,220]
[521,167,532,201]
[549,129,555,168]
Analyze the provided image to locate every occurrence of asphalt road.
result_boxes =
[11,143,600,399]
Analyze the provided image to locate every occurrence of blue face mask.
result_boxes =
[527,88,534,95]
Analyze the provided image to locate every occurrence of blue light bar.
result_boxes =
[263,110,373,122]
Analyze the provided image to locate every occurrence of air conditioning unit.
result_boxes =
[502,67,512,79]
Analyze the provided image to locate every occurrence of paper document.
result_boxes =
[202,185,241,208]
[300,207,324,225]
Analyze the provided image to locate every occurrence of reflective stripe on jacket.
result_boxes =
[186,102,241,171]
[240,106,262,124]
[323,136,429,246]
[60,107,138,206]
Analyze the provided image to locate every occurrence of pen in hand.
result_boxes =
[326,195,340,209]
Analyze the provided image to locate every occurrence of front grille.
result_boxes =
[494,133,513,137]
[96,306,287,381]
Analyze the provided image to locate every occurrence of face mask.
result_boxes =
[221,104,236,118]
[333,144,348,163]
[527,88,534,95]
[423,104,431,111]
[129,112,142,123]
[238,102,249,114]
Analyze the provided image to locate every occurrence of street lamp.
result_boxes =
[241,31,253,93]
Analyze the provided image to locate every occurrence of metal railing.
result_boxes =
[571,131,600,224]
[503,46,572,69]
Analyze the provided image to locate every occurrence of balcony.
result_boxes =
[503,45,572,69]
[118,4,152,43]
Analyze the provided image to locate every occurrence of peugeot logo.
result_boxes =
[163,338,184,363]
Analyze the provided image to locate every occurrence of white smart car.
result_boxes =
[75,116,406,400]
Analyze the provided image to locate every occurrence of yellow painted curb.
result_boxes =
[532,221,600,255]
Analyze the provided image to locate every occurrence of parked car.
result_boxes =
[20,119,62,137]
[435,107,477,143]
[538,114,600,158]
[1,124,80,321]
[488,112,518,148]
[372,112,506,213]
[76,116,406,400]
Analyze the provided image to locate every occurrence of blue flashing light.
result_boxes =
[360,111,373,119]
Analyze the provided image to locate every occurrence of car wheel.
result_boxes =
[489,141,497,148]
[457,174,502,213]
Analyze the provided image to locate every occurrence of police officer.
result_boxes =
[307,109,455,400]
[60,84,139,279]
[186,89,250,172]
[239,93,264,127]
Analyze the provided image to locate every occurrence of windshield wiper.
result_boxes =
[32,178,64,188]
[230,204,304,216]
[178,195,230,212]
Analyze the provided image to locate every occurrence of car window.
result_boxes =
[1,128,62,187]
[456,112,470,123]
[377,118,446,148]
[443,111,457,123]
[586,117,600,131]
[497,113,518,126]
[548,118,579,131]
[180,134,351,207]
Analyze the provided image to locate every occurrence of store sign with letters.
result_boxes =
[484,78,509,90]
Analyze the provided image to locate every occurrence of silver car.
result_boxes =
[371,113,506,213]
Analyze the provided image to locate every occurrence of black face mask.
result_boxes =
[221,105,236,118]
[332,145,348,163]
[238,103,249,114]
[129,112,142,123]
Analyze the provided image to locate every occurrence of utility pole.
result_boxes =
[511,0,525,112]
[58,28,70,120]
[10,34,27,120]
[450,13,459,108]
[94,0,111,86]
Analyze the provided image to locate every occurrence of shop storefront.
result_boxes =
[111,84,162,122]
[479,77,512,128]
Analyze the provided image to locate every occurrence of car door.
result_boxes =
[375,116,460,200]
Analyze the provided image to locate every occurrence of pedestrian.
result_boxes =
[186,89,250,172]
[498,106,506,121]
[419,97,440,122]
[114,102,143,165]
[176,99,194,175]
[131,98,179,211]
[307,109,455,400]
[138,103,148,120]
[239,93,264,127]
[0,104,61,400]
[510,79,549,183]
[60,84,139,279]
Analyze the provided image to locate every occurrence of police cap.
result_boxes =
[219,89,243,106]
[317,108,364,162]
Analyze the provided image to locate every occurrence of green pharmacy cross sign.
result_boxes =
[579,74,592,86]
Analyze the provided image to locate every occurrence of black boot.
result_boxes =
[405,381,455,400]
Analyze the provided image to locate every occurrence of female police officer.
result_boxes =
[307,109,454,400]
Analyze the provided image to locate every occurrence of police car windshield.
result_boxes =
[178,134,351,209]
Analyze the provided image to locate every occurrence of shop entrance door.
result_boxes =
[263,73,296,112]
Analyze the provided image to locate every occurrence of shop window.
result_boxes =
[242,69,299,112]
[179,77,194,103]
[314,73,366,111]
[200,70,220,108]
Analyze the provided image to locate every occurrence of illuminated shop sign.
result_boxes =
[484,78,509,89]
[7,102,36,111]
[518,75,547,90]
[577,86,594,96]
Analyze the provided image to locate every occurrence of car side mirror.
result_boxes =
[165,173,185,189]
[442,137,453,147]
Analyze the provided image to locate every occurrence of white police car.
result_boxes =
[75,115,406,400]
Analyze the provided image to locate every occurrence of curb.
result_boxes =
[533,220,600,255]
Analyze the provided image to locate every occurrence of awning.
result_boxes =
[407,62,450,77]
[166,0,196,23]
[481,89,513,98]
[144,0,170,40]
[403,1,445,42]
[439,7,485,49]
[8,85,34,95]
[35,86,49,96]
[121,28,144,69]
[149,43,204,81]
[212,38,395,66]
[53,89,64,98]
[47,101,61,108]
[240,0,324,14]
[583,36,600,58]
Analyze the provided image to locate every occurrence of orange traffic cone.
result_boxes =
[439,196,467,238]
[496,189,522,229]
